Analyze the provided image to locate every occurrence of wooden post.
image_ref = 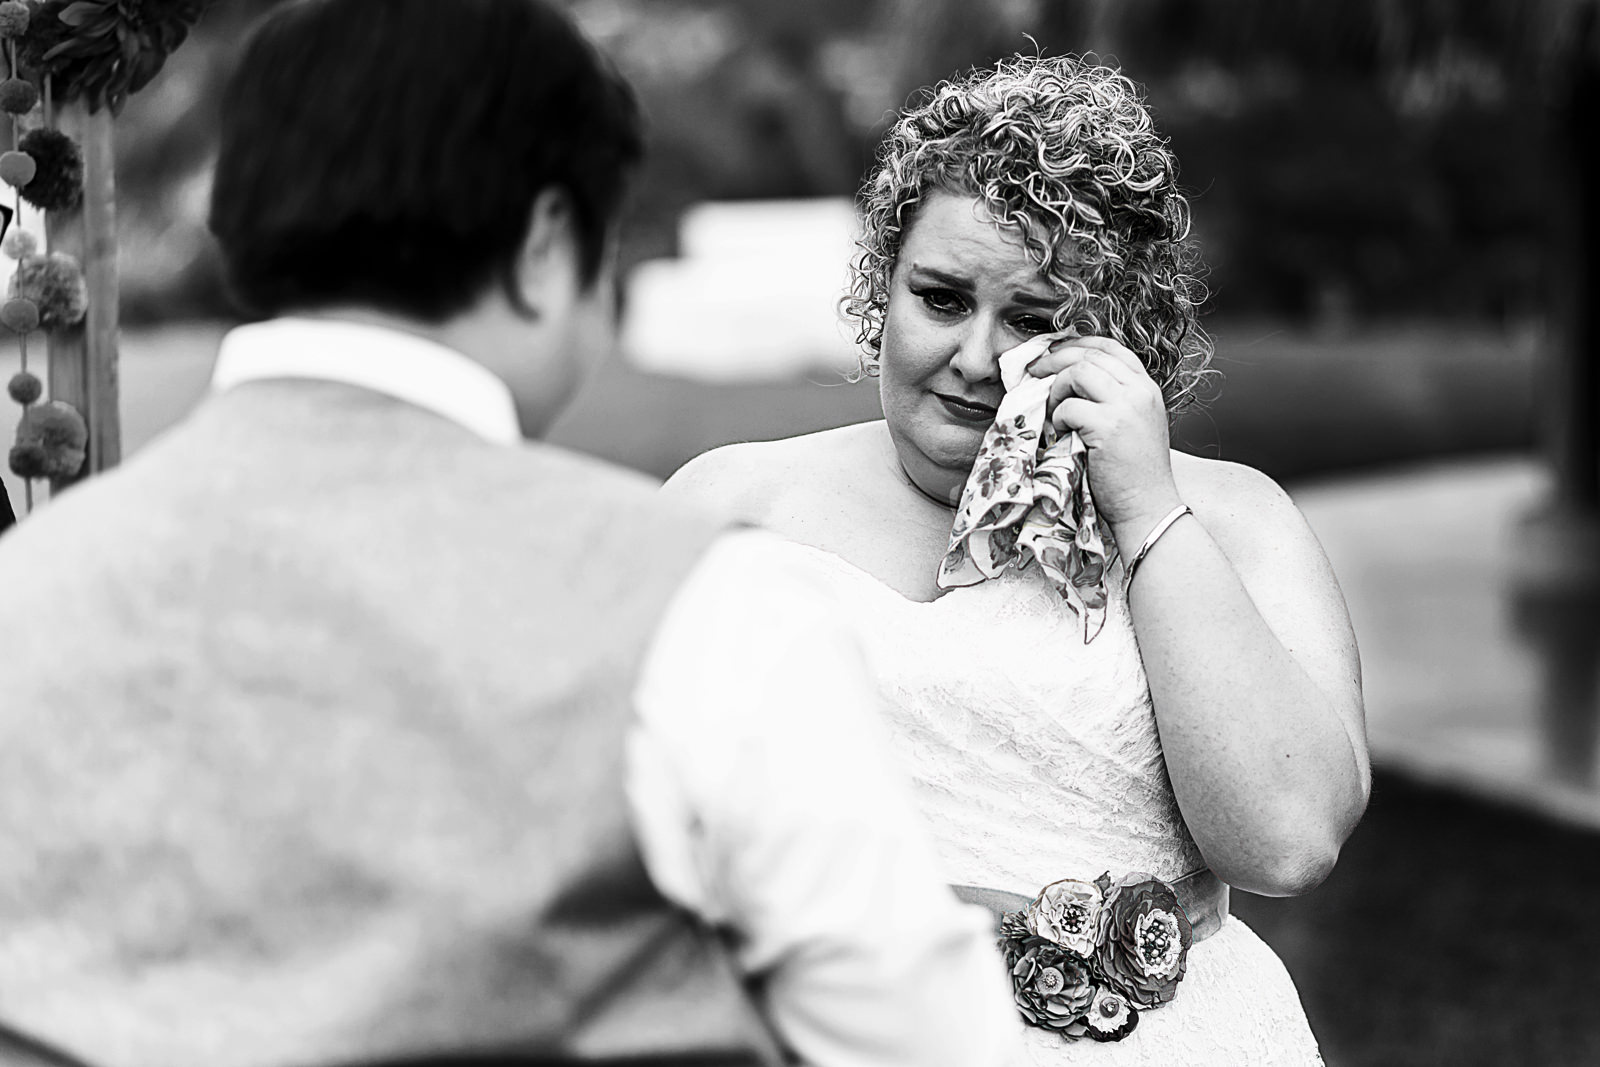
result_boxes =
[43,99,120,495]
[1555,43,1600,513]
[1513,14,1600,594]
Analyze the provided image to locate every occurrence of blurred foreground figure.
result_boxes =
[0,480,12,534]
[668,53,1369,1063]
[0,3,1014,1065]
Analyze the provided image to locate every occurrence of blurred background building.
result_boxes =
[3,1,1598,1062]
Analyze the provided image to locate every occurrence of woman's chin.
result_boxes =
[896,421,985,481]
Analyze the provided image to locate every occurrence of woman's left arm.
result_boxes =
[1036,336,1369,897]
[1118,458,1369,897]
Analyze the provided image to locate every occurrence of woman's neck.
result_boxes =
[899,461,959,511]
[876,423,968,509]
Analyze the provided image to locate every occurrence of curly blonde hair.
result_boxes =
[846,53,1212,411]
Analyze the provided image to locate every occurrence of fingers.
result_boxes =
[1047,359,1123,408]
[1027,336,1146,382]
[1050,396,1098,434]
[1068,335,1146,376]
[1001,332,1072,369]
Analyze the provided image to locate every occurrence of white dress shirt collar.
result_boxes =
[211,317,522,446]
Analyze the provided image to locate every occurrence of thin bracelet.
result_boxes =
[1123,504,1193,590]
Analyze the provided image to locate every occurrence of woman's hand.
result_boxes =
[1026,335,1181,553]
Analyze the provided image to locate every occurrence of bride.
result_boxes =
[664,54,1367,1063]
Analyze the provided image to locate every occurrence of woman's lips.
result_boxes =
[934,392,999,424]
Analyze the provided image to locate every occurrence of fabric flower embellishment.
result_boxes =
[998,868,1197,1043]
[1082,985,1139,1042]
[1024,877,1104,957]
[1008,942,1096,1032]
[1094,871,1193,1007]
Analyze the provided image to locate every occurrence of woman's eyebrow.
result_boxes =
[906,264,973,290]
[1010,290,1061,311]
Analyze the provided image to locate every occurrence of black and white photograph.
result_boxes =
[0,2,1595,1065]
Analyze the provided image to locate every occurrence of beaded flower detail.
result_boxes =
[999,871,1193,1043]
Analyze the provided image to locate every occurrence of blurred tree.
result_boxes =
[875,0,1038,106]
[1122,0,1600,515]
[104,0,1592,511]
[569,0,883,268]
[115,0,280,321]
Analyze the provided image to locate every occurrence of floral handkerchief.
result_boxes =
[936,335,1117,642]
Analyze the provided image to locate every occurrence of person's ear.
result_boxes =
[511,186,581,318]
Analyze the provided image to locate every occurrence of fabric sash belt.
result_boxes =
[954,868,1230,944]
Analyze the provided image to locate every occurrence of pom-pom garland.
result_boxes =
[0,149,35,188]
[0,0,210,511]
[8,440,46,478]
[7,370,40,405]
[11,400,87,479]
[9,253,88,328]
[17,129,83,211]
[1,296,38,333]
[0,1,27,39]
[1,228,36,259]
[0,76,37,114]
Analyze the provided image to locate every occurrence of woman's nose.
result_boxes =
[947,317,1004,384]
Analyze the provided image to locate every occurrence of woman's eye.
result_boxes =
[915,287,966,315]
[1011,314,1054,335]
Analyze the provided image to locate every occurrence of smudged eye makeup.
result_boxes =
[911,284,1059,337]
[1010,313,1055,336]
[914,286,967,316]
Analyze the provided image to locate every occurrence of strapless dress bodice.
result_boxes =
[791,544,1323,1065]
[794,544,1203,891]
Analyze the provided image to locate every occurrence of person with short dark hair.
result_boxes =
[0,3,1016,1065]
[0,479,13,534]
[208,0,639,324]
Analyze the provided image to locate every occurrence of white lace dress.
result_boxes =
[797,545,1325,1065]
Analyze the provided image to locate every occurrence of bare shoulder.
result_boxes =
[1168,455,1363,730]
[1170,451,1317,570]
[1171,450,1295,516]
[661,420,887,526]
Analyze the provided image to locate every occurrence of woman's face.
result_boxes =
[879,189,1063,498]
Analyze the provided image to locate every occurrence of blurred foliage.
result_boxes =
[111,0,1592,326]
[114,0,275,321]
